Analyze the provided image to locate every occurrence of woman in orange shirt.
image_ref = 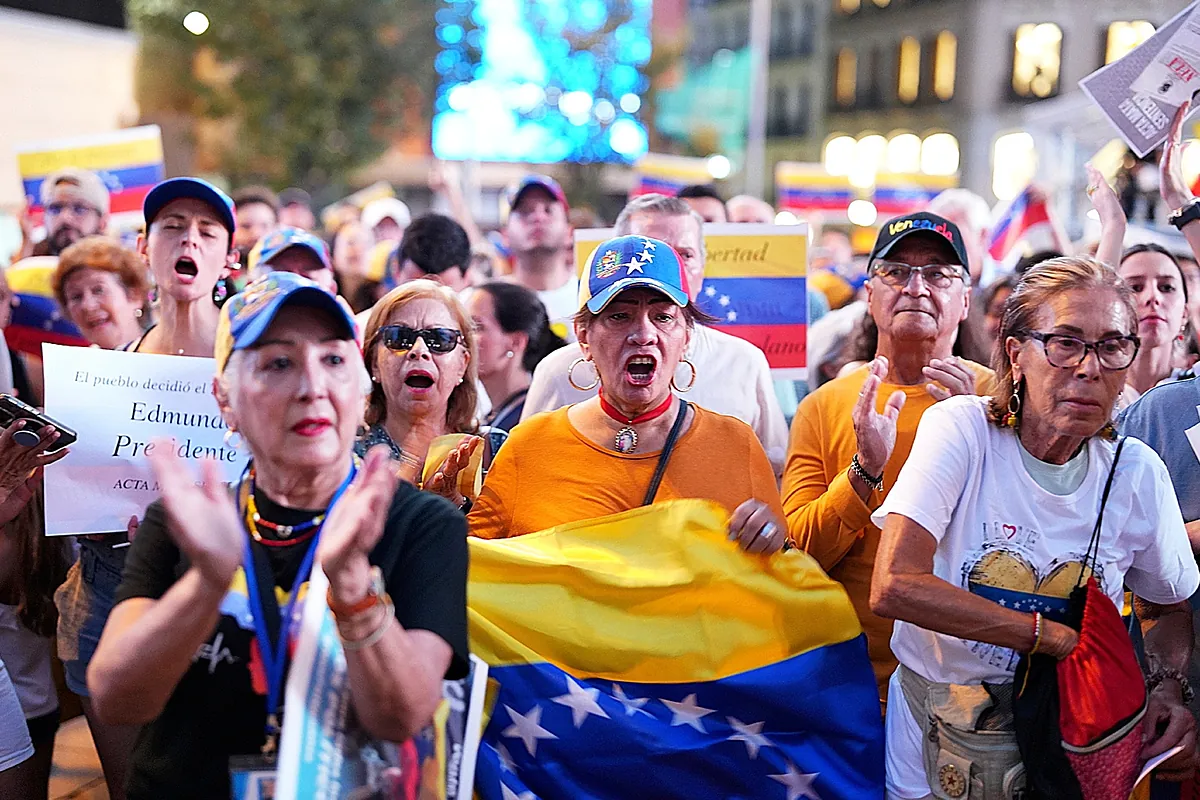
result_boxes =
[468,235,784,548]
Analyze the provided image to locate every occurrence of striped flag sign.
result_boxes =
[872,172,958,215]
[774,162,854,214]
[16,125,165,227]
[631,153,712,198]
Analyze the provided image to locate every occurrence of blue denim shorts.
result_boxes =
[59,541,127,697]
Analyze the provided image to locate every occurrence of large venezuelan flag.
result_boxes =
[631,154,712,198]
[468,500,885,799]
[5,257,87,357]
[872,173,957,216]
[775,163,855,214]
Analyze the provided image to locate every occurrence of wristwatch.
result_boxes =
[1168,198,1200,230]
[327,565,386,619]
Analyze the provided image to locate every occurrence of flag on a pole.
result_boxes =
[468,499,886,800]
[987,186,1052,262]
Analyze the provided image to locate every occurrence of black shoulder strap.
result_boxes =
[1082,436,1127,582]
[642,398,689,506]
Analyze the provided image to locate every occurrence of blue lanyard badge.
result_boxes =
[239,460,357,747]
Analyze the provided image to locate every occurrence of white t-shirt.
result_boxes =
[0,657,32,772]
[872,395,1198,686]
[0,604,57,719]
[521,324,790,476]
[872,396,1198,799]
[536,277,579,343]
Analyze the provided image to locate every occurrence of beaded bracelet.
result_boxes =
[849,454,884,492]
[1147,667,1196,704]
[1028,611,1044,655]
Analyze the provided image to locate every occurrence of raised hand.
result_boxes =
[319,446,399,608]
[853,356,906,478]
[424,435,481,508]
[922,356,978,401]
[728,500,786,555]
[0,420,68,523]
[1161,100,1196,212]
[147,444,242,592]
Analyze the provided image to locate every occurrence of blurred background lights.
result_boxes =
[183,10,209,35]
[847,199,879,227]
[619,93,641,114]
[706,154,732,180]
[774,211,799,225]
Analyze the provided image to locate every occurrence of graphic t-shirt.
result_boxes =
[872,395,1198,687]
[115,481,469,800]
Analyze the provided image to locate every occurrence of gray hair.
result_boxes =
[927,189,992,235]
[613,193,707,262]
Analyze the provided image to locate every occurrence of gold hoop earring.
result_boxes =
[1004,379,1022,428]
[223,428,244,451]
[670,358,697,393]
[567,358,600,391]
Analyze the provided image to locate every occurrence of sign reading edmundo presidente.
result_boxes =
[42,344,246,535]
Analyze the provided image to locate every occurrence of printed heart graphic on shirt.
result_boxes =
[1002,524,1017,539]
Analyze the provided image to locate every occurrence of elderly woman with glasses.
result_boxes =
[87,273,469,799]
[869,257,1199,799]
[358,280,489,505]
[469,235,785,553]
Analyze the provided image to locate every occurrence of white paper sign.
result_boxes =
[42,344,246,535]
[1131,8,1200,105]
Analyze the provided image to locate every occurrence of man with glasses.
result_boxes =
[781,211,994,704]
[27,168,111,257]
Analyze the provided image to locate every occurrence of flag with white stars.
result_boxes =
[468,499,884,799]
[5,257,87,356]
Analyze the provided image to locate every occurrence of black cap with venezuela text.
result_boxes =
[869,211,969,270]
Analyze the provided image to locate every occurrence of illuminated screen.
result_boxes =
[432,0,652,164]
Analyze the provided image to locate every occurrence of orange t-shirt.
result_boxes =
[781,361,994,702]
[469,405,785,540]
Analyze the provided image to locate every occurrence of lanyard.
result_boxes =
[238,459,357,745]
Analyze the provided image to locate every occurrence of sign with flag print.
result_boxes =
[774,162,854,214]
[631,153,713,197]
[16,125,164,229]
[575,223,808,379]
[872,172,958,215]
[467,499,885,800]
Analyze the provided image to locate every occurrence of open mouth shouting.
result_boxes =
[624,355,657,386]
[403,369,436,393]
[174,257,200,283]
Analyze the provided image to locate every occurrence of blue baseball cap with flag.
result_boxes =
[215,272,356,373]
[502,174,569,223]
[255,226,332,271]
[143,177,237,235]
[578,235,690,314]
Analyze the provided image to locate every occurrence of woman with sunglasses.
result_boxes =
[870,257,1198,799]
[358,280,485,503]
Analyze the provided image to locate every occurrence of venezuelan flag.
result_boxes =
[872,173,957,215]
[631,154,712,198]
[468,500,884,799]
[775,163,855,214]
[5,257,87,357]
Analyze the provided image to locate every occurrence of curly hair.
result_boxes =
[53,236,150,310]
[985,256,1135,434]
[362,280,479,434]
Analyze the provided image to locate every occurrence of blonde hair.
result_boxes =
[986,256,1135,431]
[362,280,479,433]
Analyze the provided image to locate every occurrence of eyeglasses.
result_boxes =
[872,261,966,289]
[1025,331,1141,370]
[378,325,463,354]
[45,202,98,218]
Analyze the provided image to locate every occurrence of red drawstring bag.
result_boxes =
[1057,575,1146,800]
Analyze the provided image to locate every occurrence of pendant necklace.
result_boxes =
[598,391,674,453]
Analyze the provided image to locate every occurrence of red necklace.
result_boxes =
[598,390,675,453]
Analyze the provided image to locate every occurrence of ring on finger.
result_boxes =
[760,522,778,540]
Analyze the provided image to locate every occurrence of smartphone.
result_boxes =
[0,395,77,453]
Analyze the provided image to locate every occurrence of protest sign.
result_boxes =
[41,344,244,536]
[774,162,854,214]
[15,125,164,229]
[273,563,487,800]
[575,223,809,378]
[1131,7,1200,106]
[1080,3,1199,157]
[630,153,712,197]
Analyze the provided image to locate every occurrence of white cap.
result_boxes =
[361,197,411,231]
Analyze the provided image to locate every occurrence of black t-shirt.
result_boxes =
[114,481,469,800]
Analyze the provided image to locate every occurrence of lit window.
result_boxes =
[1012,23,1062,99]
[992,132,1036,202]
[836,48,857,106]
[1106,21,1155,64]
[823,135,857,176]
[921,133,960,176]
[933,31,957,101]
[838,0,861,12]
[898,36,921,104]
[886,133,922,173]
[872,0,891,7]
[851,134,887,188]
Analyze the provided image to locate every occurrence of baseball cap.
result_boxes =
[503,174,569,223]
[361,197,411,231]
[40,168,111,215]
[144,177,237,235]
[869,211,969,271]
[214,272,357,373]
[254,226,332,273]
[278,187,312,209]
[578,235,689,314]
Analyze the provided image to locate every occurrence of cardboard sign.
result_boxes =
[41,344,245,535]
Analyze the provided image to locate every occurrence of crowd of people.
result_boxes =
[1,105,1200,800]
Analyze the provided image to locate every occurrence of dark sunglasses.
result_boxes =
[378,325,463,354]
